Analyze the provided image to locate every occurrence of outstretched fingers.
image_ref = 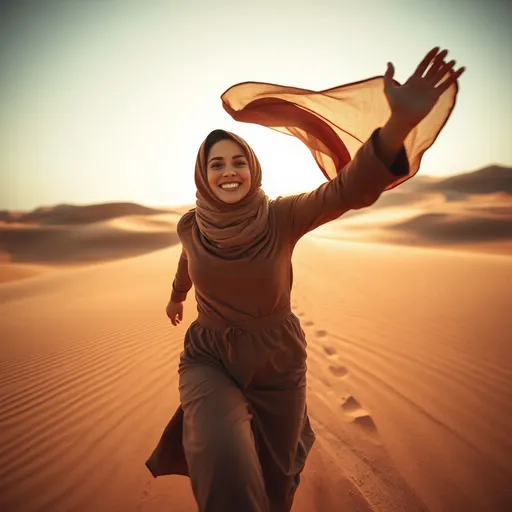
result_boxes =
[431,59,456,84]
[424,49,449,80]
[436,66,466,94]
[412,46,465,95]
[413,47,441,78]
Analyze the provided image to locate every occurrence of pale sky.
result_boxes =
[1,0,511,211]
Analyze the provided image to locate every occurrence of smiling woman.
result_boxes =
[205,131,252,204]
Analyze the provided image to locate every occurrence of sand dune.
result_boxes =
[1,166,510,285]
[377,190,512,254]
[0,202,172,226]
[422,165,512,195]
[314,165,512,255]
[390,211,512,242]
[0,221,178,264]
[0,209,181,284]
[0,203,188,284]
[315,185,512,255]
[0,239,511,512]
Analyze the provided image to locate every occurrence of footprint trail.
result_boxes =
[295,306,379,440]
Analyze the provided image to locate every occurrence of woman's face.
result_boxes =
[206,139,252,204]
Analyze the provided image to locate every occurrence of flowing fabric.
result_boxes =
[221,74,458,187]
[194,131,270,257]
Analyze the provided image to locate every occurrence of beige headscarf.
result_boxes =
[194,130,270,255]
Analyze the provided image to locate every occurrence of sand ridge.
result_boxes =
[0,204,182,283]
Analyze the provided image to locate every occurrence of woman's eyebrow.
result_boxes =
[208,154,246,163]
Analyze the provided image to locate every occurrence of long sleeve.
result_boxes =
[170,248,193,303]
[279,128,410,244]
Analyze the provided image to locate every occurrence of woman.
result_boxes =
[146,47,465,511]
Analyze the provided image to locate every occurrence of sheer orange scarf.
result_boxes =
[221,75,457,187]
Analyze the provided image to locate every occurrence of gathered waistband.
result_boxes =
[196,305,293,333]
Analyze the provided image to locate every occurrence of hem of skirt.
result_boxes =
[144,405,190,478]
[145,457,189,479]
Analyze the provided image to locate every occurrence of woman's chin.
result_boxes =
[219,195,245,204]
[216,188,248,204]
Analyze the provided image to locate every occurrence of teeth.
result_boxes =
[220,183,240,190]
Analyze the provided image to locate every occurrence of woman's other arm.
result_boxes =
[166,247,192,326]
[169,247,192,303]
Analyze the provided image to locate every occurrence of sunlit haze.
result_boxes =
[1,0,511,211]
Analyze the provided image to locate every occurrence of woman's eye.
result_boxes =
[210,161,245,170]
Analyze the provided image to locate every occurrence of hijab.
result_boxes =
[193,130,270,256]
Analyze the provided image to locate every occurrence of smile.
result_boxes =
[219,182,241,190]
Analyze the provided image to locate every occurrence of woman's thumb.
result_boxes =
[384,62,395,89]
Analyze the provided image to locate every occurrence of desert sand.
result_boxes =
[1,168,511,511]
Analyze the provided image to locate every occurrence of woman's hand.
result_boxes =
[384,47,465,129]
[166,300,183,326]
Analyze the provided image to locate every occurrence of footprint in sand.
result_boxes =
[341,395,362,413]
[341,396,378,438]
[298,316,350,378]
[323,345,337,356]
[316,330,343,363]
[317,335,346,371]
[328,365,349,378]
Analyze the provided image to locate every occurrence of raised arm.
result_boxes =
[280,122,410,242]
[278,46,465,244]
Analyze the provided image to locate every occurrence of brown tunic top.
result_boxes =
[172,128,408,317]
[145,128,409,493]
